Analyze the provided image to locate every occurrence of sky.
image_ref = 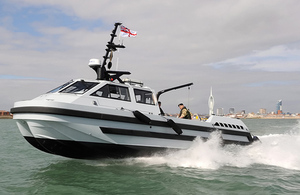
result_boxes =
[1,0,300,114]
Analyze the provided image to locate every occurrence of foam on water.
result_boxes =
[127,121,300,170]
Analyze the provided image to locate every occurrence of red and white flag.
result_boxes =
[120,25,137,37]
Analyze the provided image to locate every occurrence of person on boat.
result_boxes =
[178,103,192,119]
[158,101,165,116]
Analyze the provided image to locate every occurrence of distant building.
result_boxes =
[276,100,282,114]
[229,108,235,114]
[0,110,10,116]
[217,108,224,116]
[0,110,12,119]
[259,108,267,115]
[241,110,246,115]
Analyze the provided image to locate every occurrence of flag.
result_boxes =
[120,25,137,37]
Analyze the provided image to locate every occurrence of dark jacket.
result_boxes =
[179,107,192,119]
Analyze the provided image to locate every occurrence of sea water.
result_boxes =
[1,119,300,194]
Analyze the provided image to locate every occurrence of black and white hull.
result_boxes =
[12,100,254,159]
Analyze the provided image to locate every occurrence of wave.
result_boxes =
[126,126,300,170]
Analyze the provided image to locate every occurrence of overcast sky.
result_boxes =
[1,0,300,114]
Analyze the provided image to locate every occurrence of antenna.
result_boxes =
[90,22,129,81]
[100,22,125,80]
[187,86,191,109]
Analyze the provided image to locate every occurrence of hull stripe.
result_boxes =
[100,127,196,141]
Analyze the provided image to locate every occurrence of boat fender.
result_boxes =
[133,110,151,125]
[166,119,183,135]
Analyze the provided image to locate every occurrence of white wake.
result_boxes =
[126,124,300,170]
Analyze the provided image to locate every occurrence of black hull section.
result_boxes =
[24,135,254,159]
[24,136,169,159]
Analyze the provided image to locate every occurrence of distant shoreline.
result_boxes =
[0,116,13,119]
[243,114,300,119]
[244,117,300,119]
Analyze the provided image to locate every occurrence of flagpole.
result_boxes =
[116,32,122,71]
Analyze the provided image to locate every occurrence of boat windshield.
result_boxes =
[59,80,98,94]
[47,80,73,93]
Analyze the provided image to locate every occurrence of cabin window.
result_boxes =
[228,124,232,128]
[214,122,220,126]
[91,84,131,101]
[134,89,155,105]
[47,80,73,93]
[232,124,236,128]
[60,80,98,94]
[224,123,228,128]
[219,123,224,127]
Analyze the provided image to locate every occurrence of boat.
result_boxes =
[10,23,259,159]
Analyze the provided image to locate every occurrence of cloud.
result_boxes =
[1,0,300,114]
[0,75,49,80]
[206,44,300,72]
[245,80,298,87]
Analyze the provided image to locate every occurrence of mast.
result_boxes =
[91,22,126,80]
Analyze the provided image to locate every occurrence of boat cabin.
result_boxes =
[40,78,160,115]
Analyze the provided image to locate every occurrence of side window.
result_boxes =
[134,89,155,105]
[92,85,109,98]
[119,87,131,101]
[91,84,130,101]
[109,85,120,99]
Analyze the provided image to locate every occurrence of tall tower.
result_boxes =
[276,100,282,114]
[208,87,214,116]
